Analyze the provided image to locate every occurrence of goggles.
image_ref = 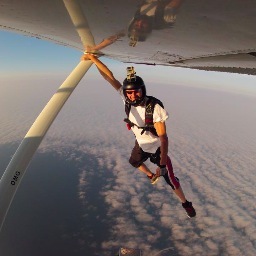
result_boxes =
[125,89,142,95]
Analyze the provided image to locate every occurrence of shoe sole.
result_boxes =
[186,212,196,218]
[151,177,159,184]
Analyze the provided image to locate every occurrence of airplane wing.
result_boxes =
[0,0,256,75]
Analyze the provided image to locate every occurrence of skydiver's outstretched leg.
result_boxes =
[164,156,196,218]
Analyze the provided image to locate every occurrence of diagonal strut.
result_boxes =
[0,0,96,231]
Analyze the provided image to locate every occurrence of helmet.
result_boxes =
[123,75,146,106]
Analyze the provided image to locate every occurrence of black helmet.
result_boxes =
[123,75,146,106]
[123,67,146,106]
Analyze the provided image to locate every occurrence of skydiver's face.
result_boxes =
[133,20,149,30]
[126,89,142,102]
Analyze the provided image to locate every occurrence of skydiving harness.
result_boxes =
[124,96,164,137]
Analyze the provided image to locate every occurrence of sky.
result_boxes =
[1,30,256,98]
[0,31,256,256]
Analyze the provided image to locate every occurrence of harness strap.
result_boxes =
[124,118,153,135]
[124,96,164,136]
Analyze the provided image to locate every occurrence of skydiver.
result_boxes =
[128,0,184,46]
[81,53,196,218]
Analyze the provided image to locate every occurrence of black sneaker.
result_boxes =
[182,201,196,218]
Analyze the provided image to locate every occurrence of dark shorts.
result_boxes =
[129,140,180,190]
[129,140,161,168]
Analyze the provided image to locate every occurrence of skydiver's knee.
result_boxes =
[129,157,141,168]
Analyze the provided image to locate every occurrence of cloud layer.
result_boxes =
[0,77,255,255]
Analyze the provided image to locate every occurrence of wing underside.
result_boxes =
[0,0,256,75]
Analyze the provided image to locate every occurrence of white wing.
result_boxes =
[0,0,256,74]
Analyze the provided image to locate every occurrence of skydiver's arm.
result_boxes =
[81,54,122,90]
[154,121,168,166]
[166,0,184,9]
[86,32,125,52]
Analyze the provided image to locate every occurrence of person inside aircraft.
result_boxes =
[81,53,196,218]
[128,0,184,46]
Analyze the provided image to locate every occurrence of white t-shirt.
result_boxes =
[119,88,169,153]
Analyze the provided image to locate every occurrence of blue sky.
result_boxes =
[1,30,256,98]
[0,31,80,74]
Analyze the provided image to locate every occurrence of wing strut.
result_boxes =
[63,0,95,48]
[0,60,92,231]
[0,0,96,231]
